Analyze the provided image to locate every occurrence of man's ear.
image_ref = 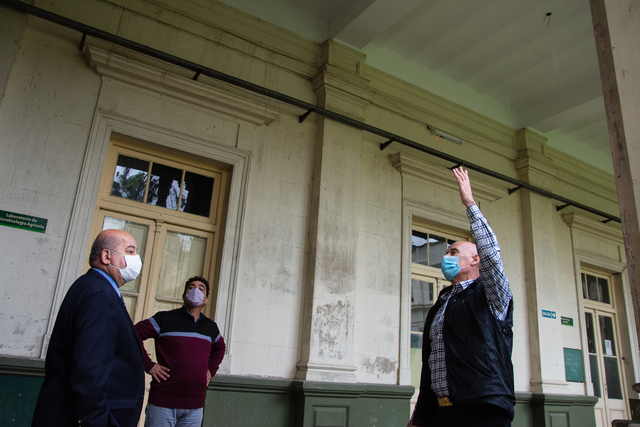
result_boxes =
[101,248,111,265]
[471,254,480,265]
[203,297,210,306]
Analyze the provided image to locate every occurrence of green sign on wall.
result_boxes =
[564,348,584,382]
[0,210,47,233]
[561,316,574,326]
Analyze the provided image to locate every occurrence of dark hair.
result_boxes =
[184,276,210,297]
[89,233,119,265]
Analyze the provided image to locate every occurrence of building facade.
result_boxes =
[0,1,636,426]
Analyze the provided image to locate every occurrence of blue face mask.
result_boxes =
[441,255,473,281]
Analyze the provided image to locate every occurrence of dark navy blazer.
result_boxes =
[32,269,145,427]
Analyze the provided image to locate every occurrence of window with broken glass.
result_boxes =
[111,154,216,218]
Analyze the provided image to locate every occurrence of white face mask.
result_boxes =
[185,288,206,306]
[109,250,142,283]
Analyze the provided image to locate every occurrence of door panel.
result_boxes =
[584,308,628,426]
[97,213,156,322]
[594,407,604,427]
[94,212,215,322]
[146,225,214,316]
[409,274,445,415]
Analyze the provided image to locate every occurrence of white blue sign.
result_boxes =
[542,310,557,319]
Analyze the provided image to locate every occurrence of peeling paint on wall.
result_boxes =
[314,300,352,360]
[361,355,397,378]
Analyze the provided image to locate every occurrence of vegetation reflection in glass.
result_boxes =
[111,155,149,202]
[147,163,182,210]
[111,153,215,218]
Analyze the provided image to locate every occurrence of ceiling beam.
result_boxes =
[333,0,422,48]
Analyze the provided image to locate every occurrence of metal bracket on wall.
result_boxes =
[508,186,523,195]
[299,110,313,123]
[379,139,395,150]
[1,0,621,224]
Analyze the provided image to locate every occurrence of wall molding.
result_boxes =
[563,212,624,245]
[389,152,507,205]
[85,46,280,126]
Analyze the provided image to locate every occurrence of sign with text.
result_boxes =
[561,317,574,326]
[0,210,47,233]
[542,310,557,319]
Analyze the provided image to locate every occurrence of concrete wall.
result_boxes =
[0,16,101,357]
[232,110,315,377]
[354,133,402,384]
[0,1,634,419]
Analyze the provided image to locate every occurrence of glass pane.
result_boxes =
[410,332,423,349]
[589,354,601,398]
[146,163,182,210]
[154,299,182,314]
[122,294,137,319]
[585,312,596,354]
[599,316,617,357]
[581,273,588,299]
[181,172,214,217]
[604,356,623,399]
[429,234,448,268]
[586,274,599,302]
[111,155,149,202]
[101,217,149,293]
[411,231,429,266]
[410,336,423,407]
[411,279,434,335]
[598,277,611,304]
[156,231,207,301]
[410,278,432,414]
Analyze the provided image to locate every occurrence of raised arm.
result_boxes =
[453,167,511,320]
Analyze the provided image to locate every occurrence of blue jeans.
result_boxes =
[145,403,204,427]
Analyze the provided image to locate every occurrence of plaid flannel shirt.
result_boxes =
[428,204,512,397]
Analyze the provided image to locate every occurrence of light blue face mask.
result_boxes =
[440,255,473,281]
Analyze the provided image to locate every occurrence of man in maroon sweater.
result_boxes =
[135,276,225,427]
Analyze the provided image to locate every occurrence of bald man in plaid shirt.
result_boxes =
[409,167,515,427]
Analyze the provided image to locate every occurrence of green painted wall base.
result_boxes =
[0,357,601,427]
[514,392,598,427]
[205,375,414,427]
[0,356,45,427]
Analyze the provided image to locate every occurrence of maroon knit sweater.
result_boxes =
[135,307,225,409]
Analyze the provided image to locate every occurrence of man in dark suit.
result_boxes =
[32,229,146,427]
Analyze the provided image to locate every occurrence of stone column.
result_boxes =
[296,40,374,382]
[590,0,640,352]
[515,129,568,393]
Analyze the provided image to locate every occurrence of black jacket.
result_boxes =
[32,269,145,427]
[412,278,515,426]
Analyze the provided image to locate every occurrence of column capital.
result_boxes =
[515,128,558,189]
[319,40,367,77]
[312,40,374,121]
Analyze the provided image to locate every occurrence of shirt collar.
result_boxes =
[455,279,474,290]
[92,267,122,297]
[180,306,204,324]
[442,278,475,298]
